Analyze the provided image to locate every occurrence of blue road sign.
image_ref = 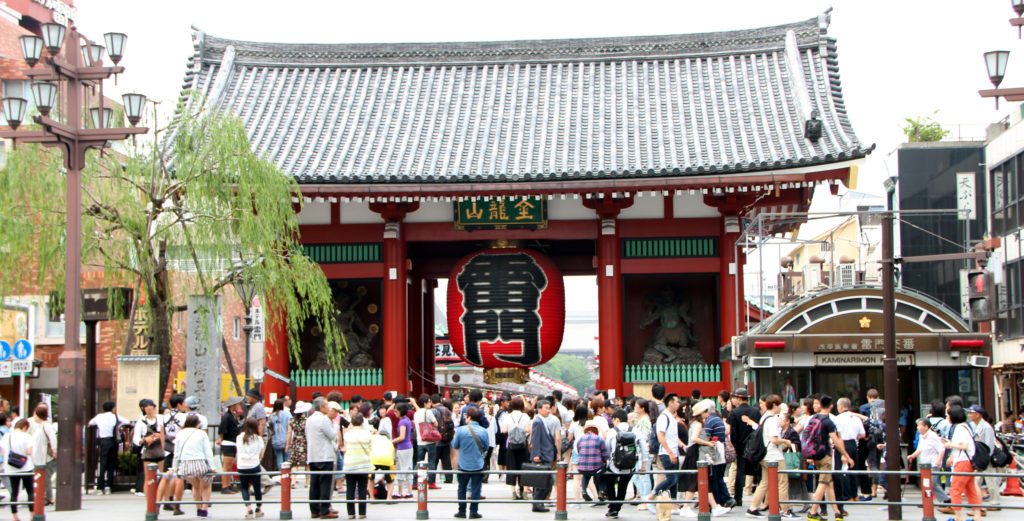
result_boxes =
[13,339,32,361]
[0,341,10,361]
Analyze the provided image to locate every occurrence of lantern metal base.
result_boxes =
[484,367,529,384]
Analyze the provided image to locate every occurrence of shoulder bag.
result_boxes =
[5,434,28,468]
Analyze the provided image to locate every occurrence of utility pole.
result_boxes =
[882,177,901,521]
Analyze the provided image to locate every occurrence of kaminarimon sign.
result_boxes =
[447,248,564,368]
[33,0,76,24]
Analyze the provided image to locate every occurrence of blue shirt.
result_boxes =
[705,413,726,442]
[269,410,291,449]
[451,421,490,471]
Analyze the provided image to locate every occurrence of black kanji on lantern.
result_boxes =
[455,252,548,366]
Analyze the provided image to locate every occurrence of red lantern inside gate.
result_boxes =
[447,248,565,368]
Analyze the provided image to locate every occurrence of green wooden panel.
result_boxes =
[621,238,718,259]
[303,243,382,264]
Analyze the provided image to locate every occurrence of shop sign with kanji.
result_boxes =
[454,196,547,230]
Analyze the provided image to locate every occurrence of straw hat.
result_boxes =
[692,399,714,416]
[294,401,312,414]
[583,420,600,434]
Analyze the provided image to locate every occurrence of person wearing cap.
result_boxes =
[576,420,608,502]
[183,396,210,430]
[726,388,760,505]
[307,397,339,518]
[246,389,267,436]
[968,404,1001,510]
[218,396,246,494]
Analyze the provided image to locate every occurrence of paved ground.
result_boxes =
[12,481,1024,521]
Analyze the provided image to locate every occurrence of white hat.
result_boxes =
[294,401,312,414]
[692,399,714,416]
[328,401,343,412]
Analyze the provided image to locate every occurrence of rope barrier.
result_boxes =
[137,459,1024,521]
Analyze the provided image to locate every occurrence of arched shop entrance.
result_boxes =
[730,286,992,419]
[172,13,872,399]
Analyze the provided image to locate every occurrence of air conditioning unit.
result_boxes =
[802,264,822,291]
[747,356,774,369]
[968,355,991,368]
[836,264,856,287]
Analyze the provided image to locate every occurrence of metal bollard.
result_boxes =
[766,461,781,521]
[920,464,936,521]
[280,463,292,521]
[555,462,568,521]
[144,464,158,521]
[697,462,710,521]
[32,464,45,521]
[417,461,429,520]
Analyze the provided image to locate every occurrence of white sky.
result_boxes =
[71,0,1023,348]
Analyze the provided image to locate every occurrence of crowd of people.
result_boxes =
[0,385,1017,521]
[0,400,57,521]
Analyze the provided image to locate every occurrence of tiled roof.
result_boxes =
[175,12,871,185]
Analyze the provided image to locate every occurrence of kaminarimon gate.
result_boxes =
[177,12,871,400]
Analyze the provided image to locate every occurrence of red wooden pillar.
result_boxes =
[371,202,419,395]
[261,303,290,401]
[719,214,742,388]
[584,195,633,395]
[423,279,437,394]
[408,274,424,397]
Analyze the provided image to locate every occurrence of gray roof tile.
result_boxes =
[176,13,872,184]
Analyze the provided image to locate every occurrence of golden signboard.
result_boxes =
[483,367,529,384]
[455,197,547,230]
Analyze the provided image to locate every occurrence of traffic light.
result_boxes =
[967,269,996,321]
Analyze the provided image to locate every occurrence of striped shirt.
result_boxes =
[342,428,374,472]
[576,433,608,472]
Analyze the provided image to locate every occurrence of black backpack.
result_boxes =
[612,430,639,470]
[743,418,768,465]
[962,425,991,471]
[991,439,1011,468]
[438,408,455,444]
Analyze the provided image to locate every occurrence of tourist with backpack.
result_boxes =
[434,396,456,484]
[645,394,683,508]
[966,403,999,509]
[604,409,641,519]
[747,395,796,519]
[631,400,656,514]
[945,405,986,521]
[576,420,608,503]
[727,388,760,506]
[803,395,853,521]
[501,396,532,500]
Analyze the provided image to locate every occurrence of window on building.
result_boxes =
[233,317,241,340]
[45,309,90,340]
[820,242,831,253]
[1000,259,1024,339]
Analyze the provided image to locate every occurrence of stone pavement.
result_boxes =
[14,481,1024,521]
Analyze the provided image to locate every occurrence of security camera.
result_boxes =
[950,350,960,359]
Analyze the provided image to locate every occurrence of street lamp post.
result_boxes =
[882,176,901,521]
[980,2,1024,105]
[1,23,147,511]
[232,271,258,392]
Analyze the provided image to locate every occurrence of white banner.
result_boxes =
[956,172,976,220]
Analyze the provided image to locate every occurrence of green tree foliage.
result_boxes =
[902,113,949,142]
[0,103,344,391]
[536,354,594,396]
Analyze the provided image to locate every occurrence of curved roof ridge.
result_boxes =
[193,16,826,66]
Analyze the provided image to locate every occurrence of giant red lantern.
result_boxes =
[447,248,565,368]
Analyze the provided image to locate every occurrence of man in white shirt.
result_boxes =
[834,398,865,505]
[749,395,796,519]
[88,401,129,494]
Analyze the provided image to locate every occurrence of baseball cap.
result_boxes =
[967,404,985,415]
[328,401,343,412]
[184,396,200,409]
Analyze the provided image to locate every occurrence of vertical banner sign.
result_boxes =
[956,172,976,220]
[186,295,223,426]
[249,298,265,382]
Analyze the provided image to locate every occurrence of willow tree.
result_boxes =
[0,103,344,390]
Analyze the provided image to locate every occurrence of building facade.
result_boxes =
[173,13,872,400]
